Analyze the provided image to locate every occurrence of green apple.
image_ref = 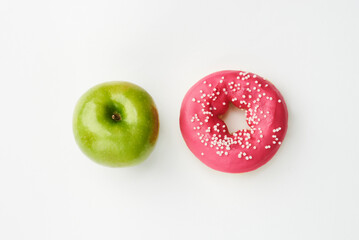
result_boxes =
[73,81,159,167]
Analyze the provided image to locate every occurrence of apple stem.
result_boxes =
[111,112,122,121]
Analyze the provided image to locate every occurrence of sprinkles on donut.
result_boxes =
[180,70,288,173]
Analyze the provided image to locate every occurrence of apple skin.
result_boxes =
[73,81,159,167]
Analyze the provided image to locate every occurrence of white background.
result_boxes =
[1,0,358,239]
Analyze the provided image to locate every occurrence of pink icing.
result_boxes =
[180,70,288,173]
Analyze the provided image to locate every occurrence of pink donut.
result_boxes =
[180,70,288,173]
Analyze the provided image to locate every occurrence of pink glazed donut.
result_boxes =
[180,70,288,173]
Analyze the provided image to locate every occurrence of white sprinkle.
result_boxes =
[192,98,196,102]
[278,99,282,103]
[201,152,204,156]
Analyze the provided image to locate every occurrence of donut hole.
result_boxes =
[219,103,251,134]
